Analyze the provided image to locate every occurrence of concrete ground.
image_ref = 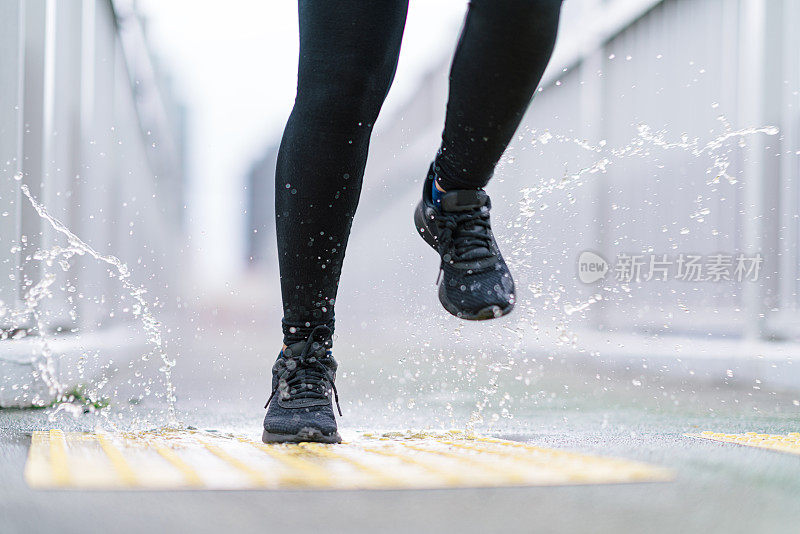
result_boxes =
[2,316,799,534]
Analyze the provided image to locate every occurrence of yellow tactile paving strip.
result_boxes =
[25,429,672,490]
[687,431,800,456]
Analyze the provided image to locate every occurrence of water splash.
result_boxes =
[510,122,780,299]
[467,121,782,427]
[564,294,603,316]
[384,117,783,432]
[13,182,177,422]
[518,123,779,211]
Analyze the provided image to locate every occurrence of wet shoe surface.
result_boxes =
[414,165,515,320]
[263,325,341,444]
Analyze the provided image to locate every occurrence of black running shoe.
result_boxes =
[263,325,342,444]
[414,164,515,320]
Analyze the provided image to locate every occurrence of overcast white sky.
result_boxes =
[137,1,465,286]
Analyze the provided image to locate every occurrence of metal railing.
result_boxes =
[0,0,184,405]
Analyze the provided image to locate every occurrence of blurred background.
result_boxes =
[5,2,800,531]
[1,0,799,424]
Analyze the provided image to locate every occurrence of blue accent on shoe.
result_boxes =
[431,177,444,208]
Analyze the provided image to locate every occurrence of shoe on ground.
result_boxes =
[263,325,341,444]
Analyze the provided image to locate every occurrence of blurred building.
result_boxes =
[0,0,186,406]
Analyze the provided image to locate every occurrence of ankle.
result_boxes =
[282,319,335,346]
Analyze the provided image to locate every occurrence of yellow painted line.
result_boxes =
[440,438,558,465]
[196,438,269,486]
[360,444,465,485]
[396,441,527,484]
[360,432,672,483]
[24,432,54,488]
[688,431,800,456]
[155,446,204,487]
[470,437,618,467]
[241,438,332,486]
[298,442,400,486]
[25,429,672,490]
[471,437,639,467]
[473,436,584,457]
[439,438,601,467]
[95,434,138,487]
[439,438,671,483]
[49,429,71,487]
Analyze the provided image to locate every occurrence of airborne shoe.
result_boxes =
[414,164,515,320]
[263,325,342,443]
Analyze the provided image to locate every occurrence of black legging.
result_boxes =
[277,0,563,344]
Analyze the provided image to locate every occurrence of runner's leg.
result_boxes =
[434,0,563,190]
[276,0,409,344]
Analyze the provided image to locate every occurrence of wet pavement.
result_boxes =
[2,319,799,534]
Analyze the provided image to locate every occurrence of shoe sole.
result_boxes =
[445,302,515,321]
[262,427,342,444]
[414,201,515,321]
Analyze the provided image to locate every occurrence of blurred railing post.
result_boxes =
[737,0,765,339]
[774,0,800,336]
[0,0,25,328]
[738,0,786,340]
[20,0,48,324]
[76,0,118,331]
[43,0,84,328]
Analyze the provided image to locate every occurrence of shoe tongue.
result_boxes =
[441,190,488,212]
[440,190,491,261]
